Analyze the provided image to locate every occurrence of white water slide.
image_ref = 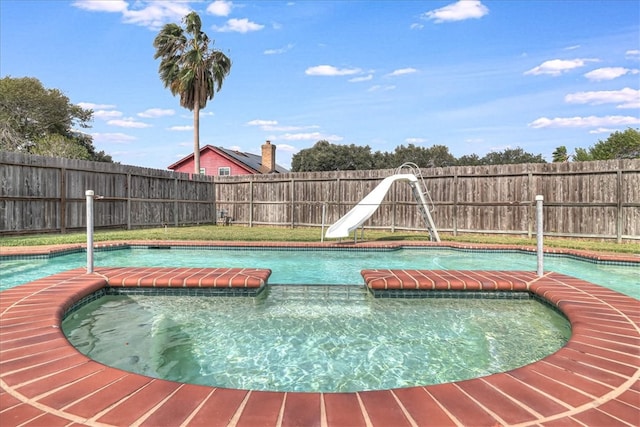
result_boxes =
[325,170,440,241]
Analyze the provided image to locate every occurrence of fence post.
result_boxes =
[616,164,623,243]
[86,190,94,274]
[174,177,179,227]
[536,195,544,277]
[249,180,254,227]
[452,169,458,236]
[60,167,67,234]
[527,169,534,239]
[126,173,132,230]
[290,178,295,229]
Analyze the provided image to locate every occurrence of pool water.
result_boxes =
[62,286,571,392]
[2,247,638,298]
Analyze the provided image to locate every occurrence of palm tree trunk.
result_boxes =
[193,99,200,175]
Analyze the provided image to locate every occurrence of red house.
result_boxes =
[168,141,289,176]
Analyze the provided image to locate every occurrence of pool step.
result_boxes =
[268,284,368,302]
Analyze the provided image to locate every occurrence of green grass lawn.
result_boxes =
[1,225,637,255]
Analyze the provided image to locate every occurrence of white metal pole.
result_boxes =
[536,195,544,277]
[86,190,94,273]
[321,203,326,242]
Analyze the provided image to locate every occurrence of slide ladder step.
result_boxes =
[410,184,439,242]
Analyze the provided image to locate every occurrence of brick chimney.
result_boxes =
[261,140,276,173]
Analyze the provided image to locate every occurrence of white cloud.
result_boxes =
[410,23,424,30]
[274,143,297,153]
[93,110,123,120]
[207,0,232,17]
[78,102,116,110]
[247,119,278,127]
[584,67,639,81]
[588,128,617,134]
[368,85,396,92]
[565,87,640,109]
[264,44,294,55]
[247,119,319,132]
[168,125,194,131]
[271,125,319,132]
[405,138,428,144]
[278,132,343,142]
[528,115,640,129]
[92,132,137,143]
[137,108,175,118]
[626,49,640,59]
[107,118,151,128]
[305,65,362,76]
[72,0,127,13]
[348,74,373,83]
[525,58,598,76]
[422,0,489,23]
[123,3,191,29]
[72,0,190,30]
[214,18,264,33]
[387,68,418,77]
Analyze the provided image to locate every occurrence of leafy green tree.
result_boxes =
[456,153,482,166]
[391,144,455,168]
[589,128,640,160]
[31,134,90,159]
[425,144,456,167]
[371,150,393,169]
[291,140,375,171]
[480,147,546,165]
[154,11,232,174]
[0,76,108,161]
[74,131,113,162]
[552,146,569,162]
[572,147,593,162]
[292,142,548,171]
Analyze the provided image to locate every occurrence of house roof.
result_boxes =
[167,145,289,174]
[217,146,289,174]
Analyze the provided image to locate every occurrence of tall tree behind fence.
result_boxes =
[1,152,638,242]
[0,151,215,234]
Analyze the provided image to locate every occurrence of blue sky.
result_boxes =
[1,0,639,170]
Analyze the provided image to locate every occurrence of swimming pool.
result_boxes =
[2,246,638,298]
[62,285,570,392]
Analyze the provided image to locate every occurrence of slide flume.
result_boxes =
[325,174,419,239]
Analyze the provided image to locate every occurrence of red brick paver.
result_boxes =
[1,250,638,426]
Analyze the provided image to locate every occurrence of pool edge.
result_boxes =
[1,265,638,426]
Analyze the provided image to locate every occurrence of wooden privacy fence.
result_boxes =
[214,159,640,242]
[1,152,639,241]
[0,152,216,234]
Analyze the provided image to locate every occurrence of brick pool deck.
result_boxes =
[1,242,639,426]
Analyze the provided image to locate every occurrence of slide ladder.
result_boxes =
[397,163,440,242]
[325,163,440,241]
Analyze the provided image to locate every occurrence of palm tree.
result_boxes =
[153,11,231,174]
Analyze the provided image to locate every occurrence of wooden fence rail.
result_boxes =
[1,152,638,241]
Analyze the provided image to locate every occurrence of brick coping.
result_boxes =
[1,240,639,264]
[1,267,639,426]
